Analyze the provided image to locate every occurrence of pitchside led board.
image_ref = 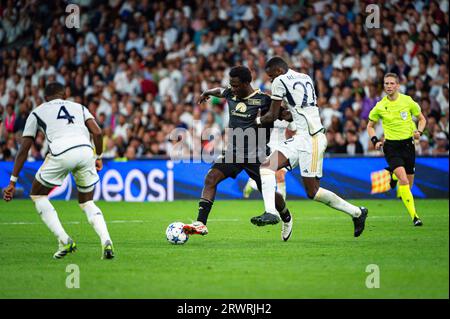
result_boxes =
[0,157,448,201]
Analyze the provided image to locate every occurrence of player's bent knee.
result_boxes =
[261,161,278,171]
[260,167,276,176]
[30,195,55,215]
[397,174,410,184]
[204,172,220,188]
[30,195,47,202]
[397,175,410,185]
[77,185,96,193]
[78,190,94,204]
[79,200,102,222]
[79,200,97,210]
[306,187,319,199]
[276,171,285,183]
[260,160,271,169]
[307,191,316,199]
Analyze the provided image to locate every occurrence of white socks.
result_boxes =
[248,178,286,200]
[260,168,279,216]
[247,178,258,191]
[31,196,70,244]
[80,201,112,245]
[314,187,361,217]
[31,196,112,247]
[277,182,286,200]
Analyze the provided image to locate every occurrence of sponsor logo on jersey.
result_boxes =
[235,102,247,113]
[231,102,252,118]
[247,99,261,106]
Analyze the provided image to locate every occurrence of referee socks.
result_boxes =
[398,184,419,220]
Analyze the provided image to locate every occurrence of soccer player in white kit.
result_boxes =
[251,57,368,238]
[3,83,114,259]
[243,119,296,200]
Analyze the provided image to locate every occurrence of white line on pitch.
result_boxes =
[303,215,443,220]
[108,220,144,223]
[0,221,80,225]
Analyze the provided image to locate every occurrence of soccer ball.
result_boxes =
[166,222,189,245]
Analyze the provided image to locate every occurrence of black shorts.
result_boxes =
[211,162,262,191]
[383,138,416,175]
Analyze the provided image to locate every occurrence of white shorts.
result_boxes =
[36,146,99,192]
[272,132,327,178]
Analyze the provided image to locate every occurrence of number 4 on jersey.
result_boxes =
[57,106,75,124]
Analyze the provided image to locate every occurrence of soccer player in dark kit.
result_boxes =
[183,66,293,240]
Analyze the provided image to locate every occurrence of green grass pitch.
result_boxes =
[0,199,448,299]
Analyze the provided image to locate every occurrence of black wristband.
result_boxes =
[418,130,423,136]
[371,136,380,146]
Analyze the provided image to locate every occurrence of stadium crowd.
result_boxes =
[0,0,449,162]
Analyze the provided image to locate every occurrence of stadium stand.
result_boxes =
[0,0,448,161]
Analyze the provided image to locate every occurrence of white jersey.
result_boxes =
[268,119,296,148]
[271,69,324,135]
[22,99,95,156]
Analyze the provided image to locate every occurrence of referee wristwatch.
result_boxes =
[371,136,380,147]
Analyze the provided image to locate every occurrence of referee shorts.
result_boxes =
[383,138,416,175]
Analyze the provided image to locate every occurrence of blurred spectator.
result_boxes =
[435,85,449,115]
[13,102,30,133]
[432,132,449,155]
[360,84,381,120]
[337,130,364,155]
[125,145,137,160]
[4,104,16,134]
[417,135,433,155]
[114,114,130,143]
[5,136,17,158]
[1,148,13,161]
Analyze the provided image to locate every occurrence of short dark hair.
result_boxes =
[229,66,252,83]
[384,73,399,83]
[265,56,288,72]
[44,82,65,99]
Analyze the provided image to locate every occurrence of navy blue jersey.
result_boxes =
[221,88,273,163]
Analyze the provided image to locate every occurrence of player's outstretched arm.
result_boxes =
[3,137,34,202]
[197,88,224,104]
[257,99,282,126]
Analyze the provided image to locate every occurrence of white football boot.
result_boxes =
[281,215,293,242]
